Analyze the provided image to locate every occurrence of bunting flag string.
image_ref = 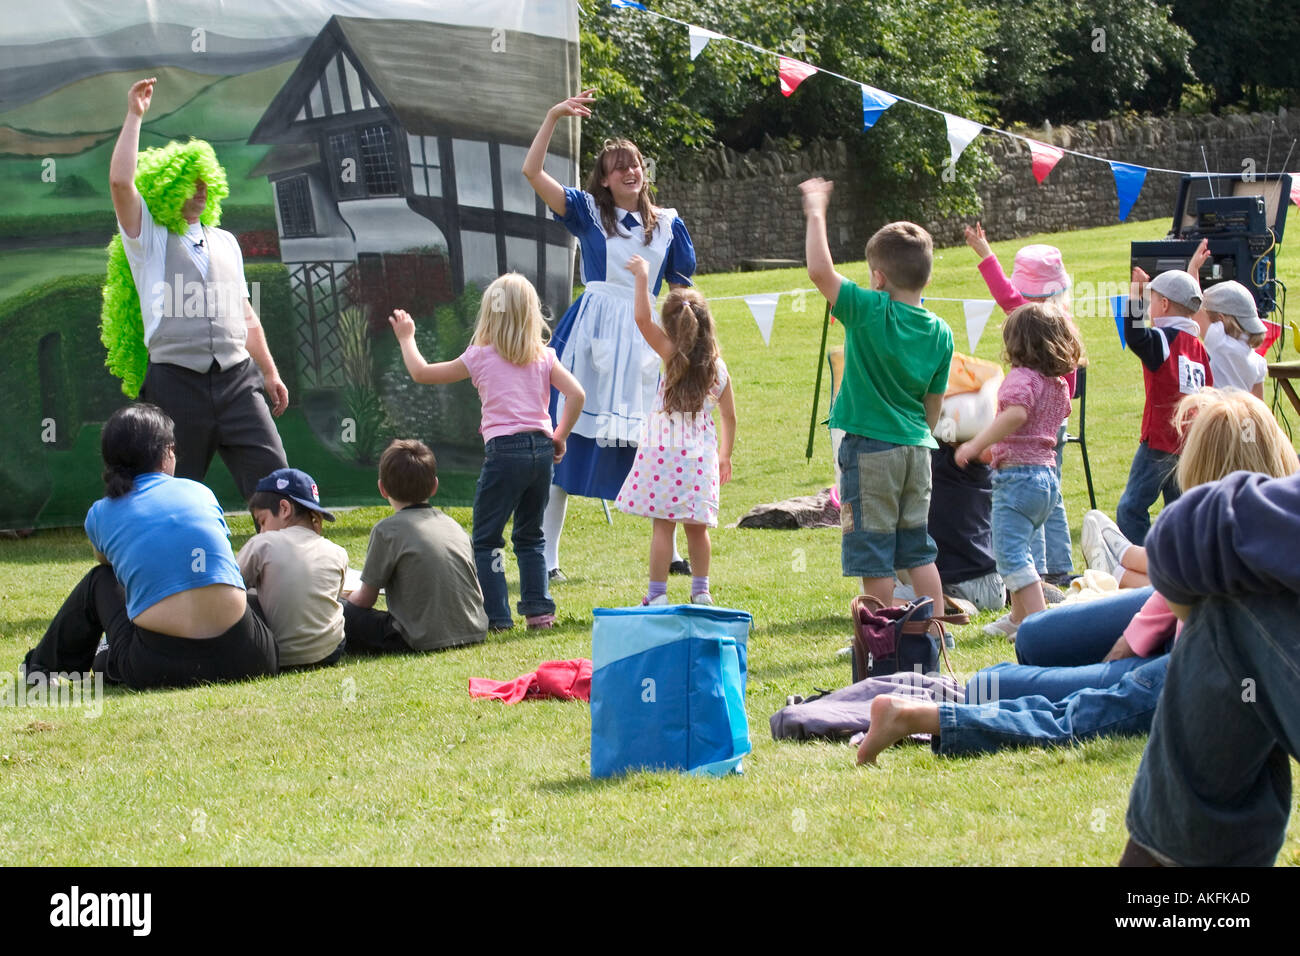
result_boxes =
[1111,295,1130,350]
[860,84,898,131]
[688,24,721,60]
[961,299,996,352]
[1110,162,1148,222]
[743,293,780,344]
[944,113,984,168]
[778,56,818,97]
[1029,140,1064,184]
[608,0,1240,213]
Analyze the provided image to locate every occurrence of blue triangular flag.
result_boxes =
[609,0,646,8]
[1111,294,1129,349]
[860,84,898,131]
[1110,162,1147,222]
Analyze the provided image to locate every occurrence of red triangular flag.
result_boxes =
[779,56,818,97]
[1029,140,1063,185]
[1290,178,1300,207]
[1258,319,1282,356]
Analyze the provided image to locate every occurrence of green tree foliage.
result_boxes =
[577,0,998,222]
[1172,0,1300,111]
[976,0,1193,124]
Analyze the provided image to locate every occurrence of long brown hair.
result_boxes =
[660,289,720,414]
[586,139,658,244]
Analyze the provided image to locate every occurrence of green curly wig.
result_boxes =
[101,138,230,396]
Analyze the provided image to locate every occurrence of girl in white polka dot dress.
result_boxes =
[617,255,737,606]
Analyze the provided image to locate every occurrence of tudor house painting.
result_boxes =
[248,15,580,395]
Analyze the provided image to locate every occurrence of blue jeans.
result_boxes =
[991,465,1058,593]
[1127,594,1300,866]
[1016,586,1155,666]
[970,657,1153,703]
[936,653,1168,756]
[1031,423,1072,575]
[472,431,557,628]
[1116,442,1180,546]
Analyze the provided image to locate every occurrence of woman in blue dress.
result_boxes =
[523,90,697,578]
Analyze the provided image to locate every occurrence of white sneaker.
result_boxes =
[1100,526,1133,576]
[641,594,669,607]
[690,591,714,606]
[983,613,1020,642]
[1081,510,1119,576]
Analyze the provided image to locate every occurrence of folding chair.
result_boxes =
[1063,365,1097,511]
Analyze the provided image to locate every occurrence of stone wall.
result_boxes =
[656,110,1300,272]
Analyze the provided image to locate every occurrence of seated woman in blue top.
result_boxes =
[523,90,696,578]
[23,403,278,688]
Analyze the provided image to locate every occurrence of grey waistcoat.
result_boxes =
[147,228,249,372]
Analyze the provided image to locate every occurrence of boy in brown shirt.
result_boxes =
[344,440,488,652]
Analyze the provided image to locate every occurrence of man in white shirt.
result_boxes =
[108,77,289,499]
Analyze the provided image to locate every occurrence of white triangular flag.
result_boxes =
[744,293,780,345]
[963,299,996,352]
[689,25,722,60]
[944,113,983,167]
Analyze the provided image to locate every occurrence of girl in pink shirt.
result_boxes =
[389,274,585,631]
[956,303,1083,640]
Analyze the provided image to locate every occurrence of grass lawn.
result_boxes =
[1,216,1298,866]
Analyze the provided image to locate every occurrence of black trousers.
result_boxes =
[139,358,288,501]
[341,602,415,656]
[24,565,279,689]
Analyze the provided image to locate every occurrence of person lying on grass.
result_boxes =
[855,388,1298,765]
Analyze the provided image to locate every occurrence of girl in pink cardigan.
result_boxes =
[965,224,1078,587]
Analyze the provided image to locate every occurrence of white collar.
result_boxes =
[1152,314,1200,337]
[184,221,205,241]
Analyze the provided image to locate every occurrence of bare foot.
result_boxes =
[856,694,941,765]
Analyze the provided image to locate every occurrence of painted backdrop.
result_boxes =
[0,0,580,528]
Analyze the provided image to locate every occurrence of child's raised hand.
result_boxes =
[1188,238,1211,276]
[549,89,596,120]
[964,222,992,259]
[625,254,650,280]
[127,77,157,117]
[388,308,416,341]
[799,177,833,217]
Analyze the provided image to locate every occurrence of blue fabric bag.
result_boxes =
[590,604,752,779]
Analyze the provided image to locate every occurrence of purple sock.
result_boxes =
[692,576,709,595]
[647,580,668,601]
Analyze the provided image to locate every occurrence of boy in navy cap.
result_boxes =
[239,467,348,668]
[1115,267,1213,545]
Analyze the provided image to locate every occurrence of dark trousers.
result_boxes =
[24,564,279,689]
[341,602,414,655]
[1116,442,1181,546]
[472,431,556,628]
[140,358,287,501]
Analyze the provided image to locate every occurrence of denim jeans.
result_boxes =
[1031,423,1073,575]
[936,653,1168,757]
[472,431,556,628]
[969,657,1153,703]
[1127,593,1300,866]
[991,465,1059,592]
[1116,441,1181,546]
[1015,586,1155,666]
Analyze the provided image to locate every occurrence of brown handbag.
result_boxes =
[850,594,956,682]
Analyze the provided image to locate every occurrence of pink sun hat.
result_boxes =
[1009,244,1071,298]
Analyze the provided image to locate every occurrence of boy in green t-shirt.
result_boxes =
[800,177,954,611]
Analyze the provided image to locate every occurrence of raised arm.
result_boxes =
[388,309,470,385]
[523,90,595,217]
[800,178,847,307]
[625,255,674,361]
[110,78,156,239]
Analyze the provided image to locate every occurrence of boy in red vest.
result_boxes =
[1115,268,1212,545]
